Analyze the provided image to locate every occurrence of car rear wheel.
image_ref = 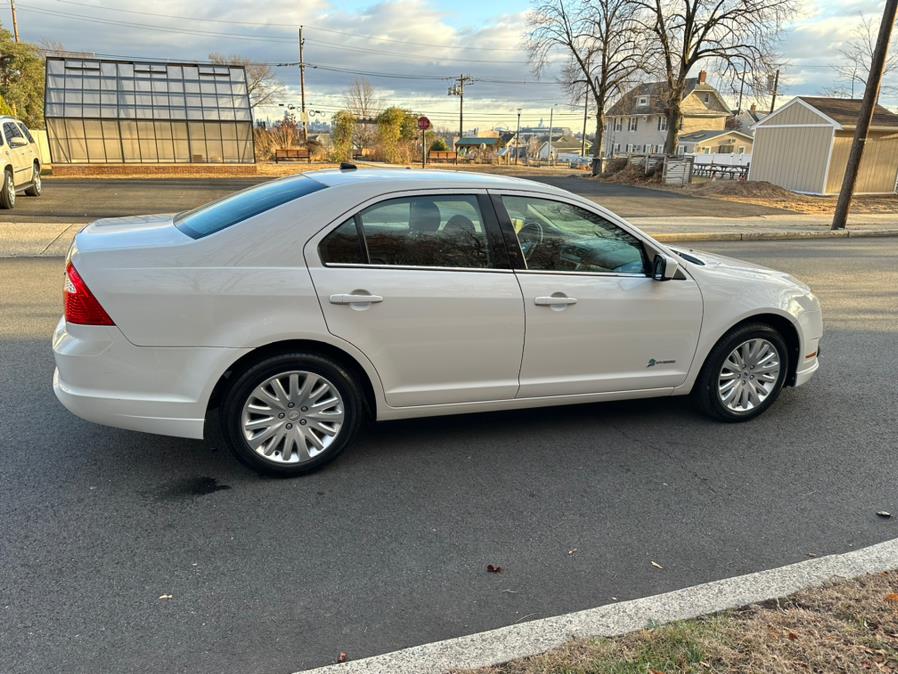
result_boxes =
[220,352,363,476]
[693,323,789,422]
[0,168,15,209]
[24,164,41,197]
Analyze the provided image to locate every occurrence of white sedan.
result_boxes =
[53,168,822,476]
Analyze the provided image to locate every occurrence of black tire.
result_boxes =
[693,322,789,422]
[219,352,364,476]
[0,168,15,209]
[24,164,41,197]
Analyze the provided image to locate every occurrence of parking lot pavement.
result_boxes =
[2,239,897,673]
[3,174,791,224]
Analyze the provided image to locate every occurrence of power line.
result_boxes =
[47,0,528,52]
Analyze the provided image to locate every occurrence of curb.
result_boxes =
[294,537,898,674]
[652,228,898,243]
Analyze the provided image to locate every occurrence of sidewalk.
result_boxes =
[2,214,898,258]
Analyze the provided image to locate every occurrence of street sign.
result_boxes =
[417,116,431,131]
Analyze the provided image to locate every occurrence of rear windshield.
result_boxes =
[174,175,327,238]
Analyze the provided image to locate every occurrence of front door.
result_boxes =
[2,122,31,183]
[306,192,525,407]
[495,193,703,398]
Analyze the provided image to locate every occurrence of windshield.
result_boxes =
[174,175,326,238]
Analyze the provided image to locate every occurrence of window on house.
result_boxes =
[703,147,711,154]
[638,96,648,106]
[737,146,745,155]
[658,116,668,131]
[628,116,638,132]
[625,143,631,153]
[718,144,735,154]
[613,117,622,132]
[703,93,710,103]
[614,143,620,154]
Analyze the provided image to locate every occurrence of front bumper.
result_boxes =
[52,317,249,440]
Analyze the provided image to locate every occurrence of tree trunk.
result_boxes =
[592,111,605,176]
[664,84,685,155]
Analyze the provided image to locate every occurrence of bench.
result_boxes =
[428,151,458,163]
[274,148,311,163]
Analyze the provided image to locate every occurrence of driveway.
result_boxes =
[2,239,895,673]
[4,174,792,224]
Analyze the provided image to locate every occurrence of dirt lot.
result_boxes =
[460,570,898,674]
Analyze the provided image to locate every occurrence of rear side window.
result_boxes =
[319,195,493,269]
[17,123,35,144]
[175,175,326,238]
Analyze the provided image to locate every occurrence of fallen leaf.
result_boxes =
[337,652,348,663]
[885,594,898,603]
[787,631,798,641]
[877,511,892,519]
[158,594,173,600]
[568,548,577,556]
[651,561,664,570]
[486,564,503,574]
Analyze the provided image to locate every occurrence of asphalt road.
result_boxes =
[2,239,896,673]
[5,173,789,224]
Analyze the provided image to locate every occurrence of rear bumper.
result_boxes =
[52,317,249,440]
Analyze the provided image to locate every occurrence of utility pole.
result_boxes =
[547,105,555,166]
[736,70,745,115]
[447,74,474,151]
[298,26,308,143]
[581,82,589,158]
[832,0,898,231]
[768,69,780,115]
[515,109,521,166]
[10,0,20,43]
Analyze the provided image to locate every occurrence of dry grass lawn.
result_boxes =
[663,180,898,215]
[458,571,898,674]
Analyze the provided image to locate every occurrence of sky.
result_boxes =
[12,0,898,132]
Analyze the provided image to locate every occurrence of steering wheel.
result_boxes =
[517,221,544,261]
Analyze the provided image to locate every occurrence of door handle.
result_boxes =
[534,295,577,306]
[329,293,384,305]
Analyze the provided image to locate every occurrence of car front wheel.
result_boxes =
[220,352,363,476]
[694,323,789,422]
[0,168,15,209]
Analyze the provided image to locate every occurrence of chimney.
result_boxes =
[698,70,707,84]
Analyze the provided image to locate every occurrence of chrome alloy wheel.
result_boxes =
[32,169,41,194]
[717,338,781,413]
[241,371,345,464]
[6,173,14,206]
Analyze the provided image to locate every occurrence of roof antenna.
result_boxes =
[339,162,357,170]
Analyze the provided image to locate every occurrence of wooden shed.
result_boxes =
[749,96,898,195]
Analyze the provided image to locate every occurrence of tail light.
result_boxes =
[64,263,115,326]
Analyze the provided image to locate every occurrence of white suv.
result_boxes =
[0,116,42,209]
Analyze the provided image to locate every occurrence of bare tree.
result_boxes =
[344,78,382,153]
[634,0,796,154]
[208,53,284,109]
[527,0,648,174]
[835,14,898,98]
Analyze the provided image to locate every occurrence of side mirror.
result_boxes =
[9,137,28,148]
[652,253,679,281]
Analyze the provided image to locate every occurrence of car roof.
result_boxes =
[307,168,569,195]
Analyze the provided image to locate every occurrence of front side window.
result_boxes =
[502,195,647,275]
[3,122,24,144]
[319,195,494,269]
[175,175,326,238]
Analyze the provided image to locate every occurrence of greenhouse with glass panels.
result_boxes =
[44,57,255,164]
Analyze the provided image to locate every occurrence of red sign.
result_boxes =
[417,116,432,131]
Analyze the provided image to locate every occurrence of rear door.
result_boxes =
[305,191,525,407]
[494,192,703,397]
